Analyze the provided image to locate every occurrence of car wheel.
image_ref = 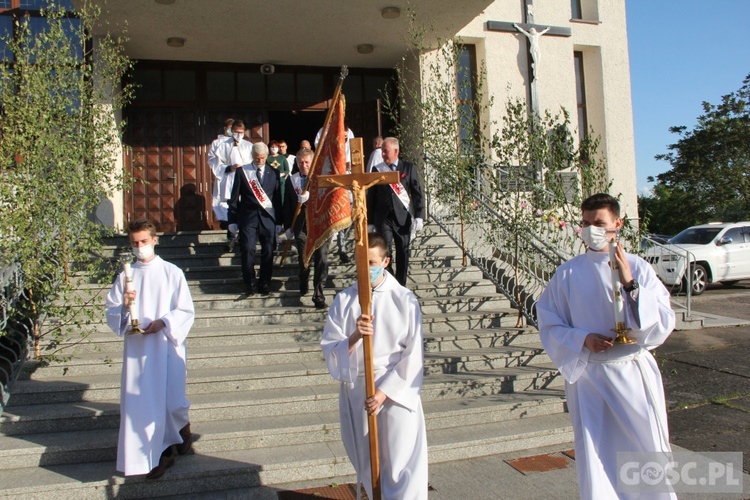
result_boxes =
[721,280,740,287]
[682,263,707,296]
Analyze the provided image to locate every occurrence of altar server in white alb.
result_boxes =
[106,219,195,479]
[537,193,676,500]
[321,233,428,499]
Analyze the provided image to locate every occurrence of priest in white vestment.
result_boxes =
[208,118,234,224]
[537,193,676,500]
[209,119,253,223]
[106,219,195,478]
[321,233,428,500]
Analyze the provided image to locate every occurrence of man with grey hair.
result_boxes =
[228,140,283,295]
[367,137,425,286]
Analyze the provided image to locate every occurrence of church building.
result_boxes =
[5,0,637,231]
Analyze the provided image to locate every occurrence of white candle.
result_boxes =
[123,260,139,322]
[609,240,624,324]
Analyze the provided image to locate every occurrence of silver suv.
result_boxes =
[645,222,750,295]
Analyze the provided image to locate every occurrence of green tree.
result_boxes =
[0,1,134,361]
[646,74,750,232]
[381,11,492,266]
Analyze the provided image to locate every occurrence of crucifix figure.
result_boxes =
[318,138,399,500]
[513,23,551,81]
[322,176,386,248]
[485,0,571,116]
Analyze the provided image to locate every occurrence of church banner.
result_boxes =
[303,94,352,267]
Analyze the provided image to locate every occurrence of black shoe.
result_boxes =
[258,282,270,295]
[313,300,327,310]
[177,423,192,455]
[339,252,350,264]
[299,284,309,296]
[245,283,255,296]
[146,451,175,480]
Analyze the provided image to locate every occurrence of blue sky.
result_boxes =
[626,0,750,195]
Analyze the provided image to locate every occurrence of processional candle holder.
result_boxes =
[609,237,636,344]
[119,252,144,335]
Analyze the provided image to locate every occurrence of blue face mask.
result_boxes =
[369,265,385,285]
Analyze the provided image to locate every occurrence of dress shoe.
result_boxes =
[258,282,270,295]
[177,423,192,455]
[339,252,350,264]
[313,299,327,310]
[245,283,255,296]
[299,283,309,296]
[146,453,175,480]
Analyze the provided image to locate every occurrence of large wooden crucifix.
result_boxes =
[485,0,571,116]
[318,137,398,500]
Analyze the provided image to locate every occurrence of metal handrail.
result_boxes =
[0,261,30,412]
[641,238,694,318]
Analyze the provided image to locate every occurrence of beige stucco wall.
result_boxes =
[450,0,637,217]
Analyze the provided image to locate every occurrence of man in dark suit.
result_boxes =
[228,142,282,295]
[367,137,424,286]
[282,147,329,309]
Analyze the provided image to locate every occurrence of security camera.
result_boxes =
[260,64,275,75]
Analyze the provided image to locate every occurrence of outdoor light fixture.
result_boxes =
[357,44,374,54]
[167,37,185,48]
[381,6,401,19]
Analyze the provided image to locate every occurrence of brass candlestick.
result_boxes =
[119,252,144,335]
[612,321,636,344]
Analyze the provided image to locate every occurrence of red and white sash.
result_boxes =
[242,166,275,219]
[290,172,305,195]
[374,163,411,211]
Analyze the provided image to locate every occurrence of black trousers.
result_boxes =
[379,215,412,286]
[294,232,329,304]
[239,213,275,285]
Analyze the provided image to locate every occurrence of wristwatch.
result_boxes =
[624,279,639,293]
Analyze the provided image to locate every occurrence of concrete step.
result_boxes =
[1,366,562,436]
[13,360,333,404]
[72,265,487,290]
[0,389,565,470]
[72,307,516,334]
[98,224,451,251]
[16,342,552,396]
[39,323,535,357]
[0,412,572,498]
[23,342,326,378]
[0,221,566,498]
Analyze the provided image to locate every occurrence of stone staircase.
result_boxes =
[0,223,571,498]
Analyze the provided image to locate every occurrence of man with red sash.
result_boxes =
[228,142,283,295]
[283,147,329,309]
[367,137,424,286]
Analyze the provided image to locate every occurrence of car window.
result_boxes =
[670,227,722,245]
[723,227,743,244]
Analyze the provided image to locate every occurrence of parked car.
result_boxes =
[644,222,750,295]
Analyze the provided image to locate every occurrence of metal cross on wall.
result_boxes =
[485,0,571,116]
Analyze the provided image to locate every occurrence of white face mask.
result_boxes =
[233,132,243,142]
[270,147,279,155]
[225,127,232,137]
[132,244,155,261]
[580,225,612,251]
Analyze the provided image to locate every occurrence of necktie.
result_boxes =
[257,168,263,183]
[390,164,397,171]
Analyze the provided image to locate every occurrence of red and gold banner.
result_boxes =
[303,94,352,267]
